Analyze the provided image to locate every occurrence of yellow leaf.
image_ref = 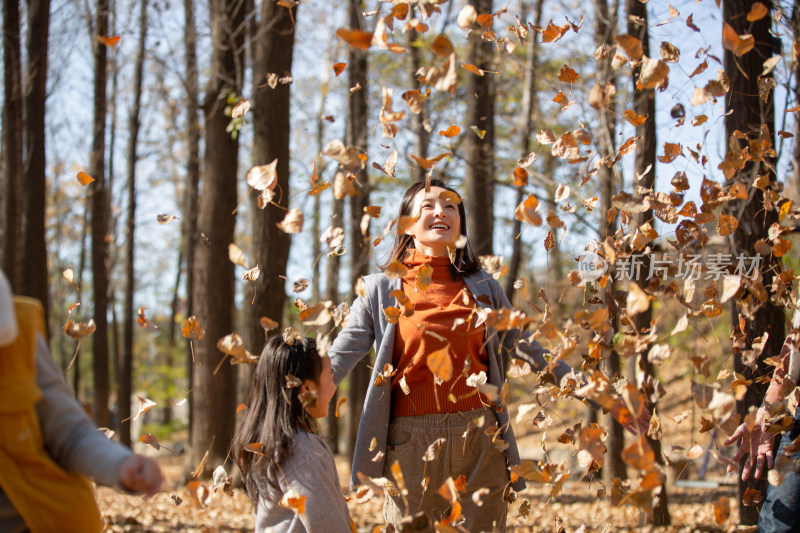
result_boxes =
[557,64,579,84]
[426,346,453,381]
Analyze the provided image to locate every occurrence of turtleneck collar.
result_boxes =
[403,248,451,268]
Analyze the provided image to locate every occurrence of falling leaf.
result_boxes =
[133,396,157,421]
[747,2,769,21]
[228,243,249,268]
[637,56,669,90]
[537,129,555,145]
[621,435,655,471]
[140,433,161,451]
[246,160,279,207]
[432,34,454,57]
[260,317,278,334]
[299,302,333,326]
[277,208,304,234]
[336,28,374,50]
[456,4,477,29]
[722,23,755,57]
[713,497,731,525]
[660,42,680,63]
[626,282,650,315]
[182,316,206,340]
[63,267,80,292]
[541,20,569,43]
[231,99,250,118]
[97,35,121,47]
[623,109,647,126]
[64,319,96,339]
[557,64,579,84]
[469,126,486,139]
[439,125,460,137]
[657,142,682,163]
[77,171,95,186]
[716,214,738,236]
[513,167,528,187]
[242,265,261,281]
[684,443,704,460]
[279,489,307,516]
[427,346,453,381]
[333,62,346,76]
[409,151,452,170]
[156,213,180,224]
[615,34,643,60]
[136,307,159,330]
[515,195,542,226]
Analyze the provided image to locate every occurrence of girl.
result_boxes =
[327,179,582,532]
[231,335,352,533]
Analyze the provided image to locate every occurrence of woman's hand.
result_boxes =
[723,406,774,481]
[119,454,163,497]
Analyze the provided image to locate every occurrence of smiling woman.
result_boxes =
[326,178,585,532]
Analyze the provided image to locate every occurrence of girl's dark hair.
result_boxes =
[231,335,322,506]
[380,178,480,278]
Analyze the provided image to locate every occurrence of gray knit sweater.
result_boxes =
[254,430,352,533]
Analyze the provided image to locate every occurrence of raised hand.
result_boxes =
[723,407,774,481]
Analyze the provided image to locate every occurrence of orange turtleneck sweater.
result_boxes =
[391,249,489,417]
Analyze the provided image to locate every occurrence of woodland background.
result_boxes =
[3,0,800,529]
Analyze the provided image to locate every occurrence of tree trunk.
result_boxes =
[593,0,626,486]
[2,0,24,293]
[189,0,245,475]
[120,0,148,448]
[324,197,343,454]
[182,0,200,438]
[345,0,371,462]
[73,197,91,399]
[242,0,297,402]
[506,0,543,301]
[464,0,494,256]
[626,0,669,524]
[22,0,51,323]
[407,7,429,183]
[793,1,800,195]
[90,0,112,428]
[722,0,784,524]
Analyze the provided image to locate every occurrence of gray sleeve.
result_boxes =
[34,334,132,488]
[282,438,352,533]
[328,285,377,386]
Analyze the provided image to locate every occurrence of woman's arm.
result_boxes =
[327,280,378,385]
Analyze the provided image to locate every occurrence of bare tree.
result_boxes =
[90,0,113,428]
[22,0,52,321]
[120,0,149,448]
[464,0,494,256]
[722,0,784,524]
[189,0,246,473]
[2,0,23,292]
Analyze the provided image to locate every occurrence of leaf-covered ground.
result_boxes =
[97,453,740,532]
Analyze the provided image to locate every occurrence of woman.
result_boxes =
[328,179,581,532]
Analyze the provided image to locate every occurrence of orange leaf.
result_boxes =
[409,151,452,170]
[140,433,162,450]
[236,403,248,413]
[552,91,569,107]
[615,34,643,60]
[476,14,494,29]
[716,214,738,236]
[336,28,373,50]
[461,63,485,76]
[621,435,655,471]
[333,62,347,76]
[438,125,460,138]
[182,315,206,340]
[746,2,768,22]
[432,34,454,57]
[623,109,647,126]
[513,167,528,187]
[279,490,307,516]
[426,346,454,381]
[557,64,579,84]
[541,20,569,43]
[77,171,95,186]
[657,142,682,163]
[97,35,121,47]
[515,195,542,226]
[637,56,669,90]
[722,23,754,57]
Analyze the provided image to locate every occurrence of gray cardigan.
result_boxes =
[328,269,575,492]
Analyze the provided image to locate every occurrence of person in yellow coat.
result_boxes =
[0,269,162,533]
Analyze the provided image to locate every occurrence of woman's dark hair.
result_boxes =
[380,178,480,278]
[231,335,322,506]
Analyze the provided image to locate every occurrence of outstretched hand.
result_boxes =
[723,407,774,481]
[119,454,163,497]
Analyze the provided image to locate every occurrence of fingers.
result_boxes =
[723,425,745,446]
[754,455,765,480]
[741,460,751,481]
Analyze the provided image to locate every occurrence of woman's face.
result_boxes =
[405,186,461,257]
